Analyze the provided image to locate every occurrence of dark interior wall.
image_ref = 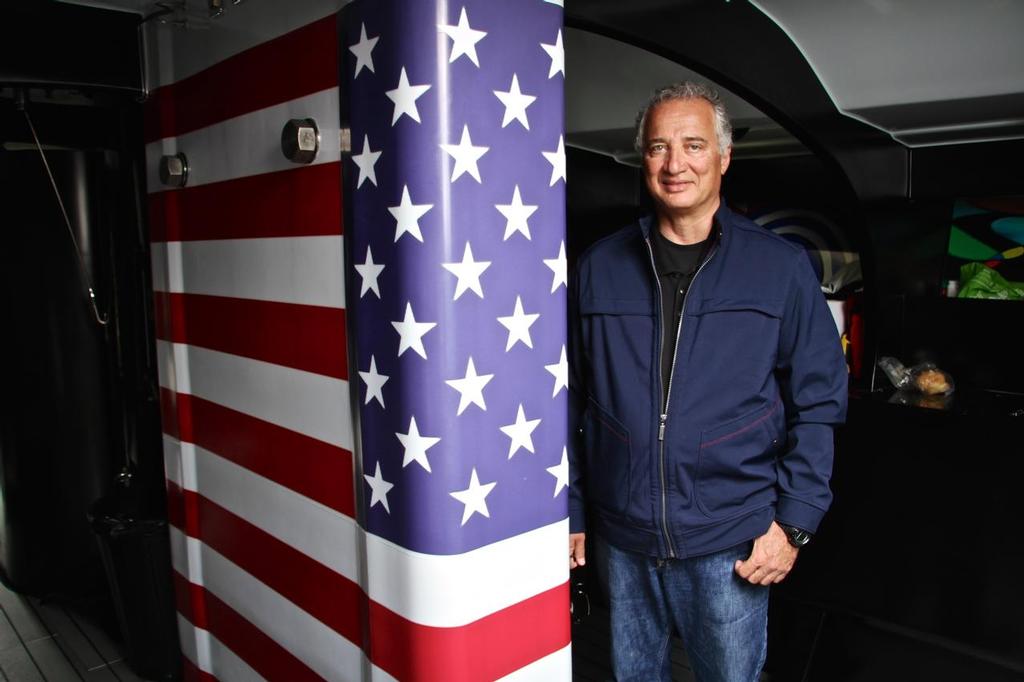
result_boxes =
[0,1,142,92]
[0,2,163,597]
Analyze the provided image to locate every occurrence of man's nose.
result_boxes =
[664,146,686,174]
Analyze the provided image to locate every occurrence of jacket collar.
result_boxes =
[639,200,730,245]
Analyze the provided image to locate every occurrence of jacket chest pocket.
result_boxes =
[686,297,784,394]
[579,296,656,380]
[696,400,784,518]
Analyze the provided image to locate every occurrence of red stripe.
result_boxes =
[168,483,568,680]
[169,485,363,647]
[159,386,195,444]
[144,15,337,143]
[165,391,354,517]
[166,459,565,681]
[175,572,325,682]
[165,478,188,539]
[148,162,342,242]
[153,292,348,380]
[368,583,570,682]
[182,657,218,682]
[173,571,208,629]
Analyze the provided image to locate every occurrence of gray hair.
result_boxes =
[634,81,733,155]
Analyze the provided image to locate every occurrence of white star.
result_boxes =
[499,404,542,459]
[497,296,540,351]
[391,302,437,359]
[358,355,389,408]
[354,245,385,298]
[445,357,494,416]
[543,240,567,293]
[449,468,496,526]
[495,185,538,241]
[542,135,567,186]
[545,345,569,396]
[364,461,394,513]
[388,185,433,243]
[540,29,565,79]
[440,125,489,183]
[493,73,536,130]
[396,416,441,473]
[385,67,431,125]
[438,7,487,67]
[349,23,379,78]
[547,447,569,497]
[351,134,382,188]
[442,242,491,300]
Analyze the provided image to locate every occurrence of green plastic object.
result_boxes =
[958,262,1024,300]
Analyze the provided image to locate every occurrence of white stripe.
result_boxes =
[177,617,267,682]
[498,644,572,681]
[170,527,364,682]
[150,237,346,309]
[183,440,360,581]
[164,430,567,628]
[364,518,569,628]
[156,341,352,450]
[151,240,173,292]
[169,516,188,575]
[177,613,201,669]
[163,434,182,489]
[166,434,567,632]
[168,527,205,587]
[143,1,348,90]
[145,88,341,192]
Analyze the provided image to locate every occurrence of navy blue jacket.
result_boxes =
[568,204,848,559]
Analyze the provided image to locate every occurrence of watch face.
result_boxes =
[784,525,811,547]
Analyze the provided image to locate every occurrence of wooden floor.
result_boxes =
[0,581,142,682]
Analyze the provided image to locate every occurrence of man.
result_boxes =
[567,82,847,681]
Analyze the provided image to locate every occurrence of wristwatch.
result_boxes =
[780,524,812,548]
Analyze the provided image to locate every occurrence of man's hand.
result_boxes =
[734,521,798,585]
[570,532,586,569]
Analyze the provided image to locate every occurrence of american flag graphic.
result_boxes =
[345,0,571,678]
[146,0,569,679]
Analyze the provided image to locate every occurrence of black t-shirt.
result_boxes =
[650,227,711,406]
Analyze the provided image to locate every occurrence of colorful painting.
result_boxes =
[947,197,1024,286]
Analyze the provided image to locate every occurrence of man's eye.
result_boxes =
[688,143,703,152]
[649,144,666,154]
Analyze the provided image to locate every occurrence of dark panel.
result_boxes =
[0,150,116,596]
[773,394,1024,677]
[0,1,142,93]
[862,200,952,298]
[910,139,1024,200]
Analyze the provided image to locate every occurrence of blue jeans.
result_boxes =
[594,537,768,682]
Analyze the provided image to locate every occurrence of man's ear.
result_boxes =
[720,145,732,175]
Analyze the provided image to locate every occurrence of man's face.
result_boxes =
[641,98,731,222]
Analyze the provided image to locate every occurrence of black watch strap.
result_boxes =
[780,524,812,548]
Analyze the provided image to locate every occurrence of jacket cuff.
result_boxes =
[776,495,826,533]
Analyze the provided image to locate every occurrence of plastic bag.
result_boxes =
[877,357,955,396]
[958,263,1024,300]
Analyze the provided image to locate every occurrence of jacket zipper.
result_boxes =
[644,232,718,559]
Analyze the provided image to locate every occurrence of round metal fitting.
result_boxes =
[159,153,189,188]
[281,118,319,164]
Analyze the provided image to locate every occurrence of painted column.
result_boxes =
[341,0,571,679]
